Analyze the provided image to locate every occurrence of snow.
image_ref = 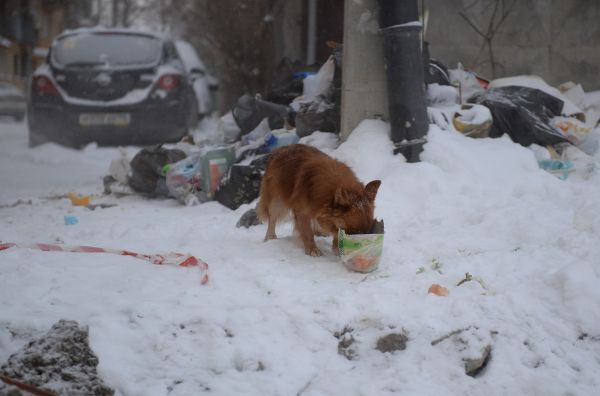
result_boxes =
[2,117,600,395]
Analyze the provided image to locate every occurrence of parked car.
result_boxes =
[175,40,219,118]
[28,28,198,147]
[0,82,27,121]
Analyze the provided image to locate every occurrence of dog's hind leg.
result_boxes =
[258,180,278,241]
[260,198,287,242]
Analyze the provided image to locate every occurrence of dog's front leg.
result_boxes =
[295,213,321,256]
[332,232,340,255]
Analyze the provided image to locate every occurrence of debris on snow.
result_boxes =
[0,320,114,396]
[375,333,408,353]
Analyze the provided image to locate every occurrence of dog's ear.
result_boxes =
[364,180,381,202]
[334,187,350,207]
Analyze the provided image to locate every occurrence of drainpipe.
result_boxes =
[378,0,428,162]
[307,0,317,65]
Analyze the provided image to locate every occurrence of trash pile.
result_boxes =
[426,62,600,181]
[103,47,343,211]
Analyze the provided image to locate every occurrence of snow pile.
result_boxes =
[1,118,600,395]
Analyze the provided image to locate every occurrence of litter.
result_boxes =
[488,75,585,121]
[295,95,339,137]
[166,146,235,205]
[0,242,209,284]
[128,145,186,196]
[68,192,90,206]
[550,116,597,155]
[232,94,293,136]
[63,215,78,225]
[448,63,489,102]
[537,159,575,180]
[428,283,449,296]
[468,86,568,147]
[452,104,493,138]
[215,155,268,210]
[338,219,384,274]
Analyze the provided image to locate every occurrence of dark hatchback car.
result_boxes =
[28,28,197,147]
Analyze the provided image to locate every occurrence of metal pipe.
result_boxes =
[307,0,317,65]
[377,0,428,162]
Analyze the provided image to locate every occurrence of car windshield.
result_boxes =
[52,33,161,67]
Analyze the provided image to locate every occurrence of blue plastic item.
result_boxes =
[64,215,79,225]
[293,71,316,79]
[537,159,574,180]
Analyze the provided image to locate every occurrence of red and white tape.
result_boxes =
[0,242,208,284]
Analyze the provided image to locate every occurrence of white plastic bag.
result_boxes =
[301,56,335,103]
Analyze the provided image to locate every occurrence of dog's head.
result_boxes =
[322,180,381,235]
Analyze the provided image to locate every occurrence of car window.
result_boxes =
[0,82,22,95]
[52,33,162,67]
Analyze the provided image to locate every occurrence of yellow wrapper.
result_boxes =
[338,229,384,273]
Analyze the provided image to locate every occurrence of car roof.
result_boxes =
[55,26,169,42]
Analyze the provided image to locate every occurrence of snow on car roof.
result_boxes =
[56,26,170,43]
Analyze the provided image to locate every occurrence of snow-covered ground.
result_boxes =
[1,117,600,396]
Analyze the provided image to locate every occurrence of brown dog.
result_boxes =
[257,144,381,256]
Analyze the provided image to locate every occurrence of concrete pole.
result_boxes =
[340,0,388,141]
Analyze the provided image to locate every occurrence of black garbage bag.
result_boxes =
[267,57,317,105]
[215,155,269,210]
[422,42,451,86]
[468,86,568,147]
[295,95,340,137]
[232,94,294,136]
[128,145,186,196]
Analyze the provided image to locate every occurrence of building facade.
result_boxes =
[0,0,98,89]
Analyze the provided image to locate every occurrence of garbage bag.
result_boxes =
[267,57,317,105]
[468,86,569,147]
[215,155,269,210]
[165,147,235,205]
[488,75,585,121]
[295,95,340,137]
[551,116,598,155]
[232,94,293,136]
[165,152,207,205]
[423,42,451,86]
[301,56,335,103]
[128,145,186,196]
[449,63,488,101]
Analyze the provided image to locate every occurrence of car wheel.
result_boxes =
[187,94,199,131]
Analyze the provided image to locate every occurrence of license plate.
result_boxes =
[79,113,131,126]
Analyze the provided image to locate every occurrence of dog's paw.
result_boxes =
[264,233,277,242]
[306,247,322,257]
